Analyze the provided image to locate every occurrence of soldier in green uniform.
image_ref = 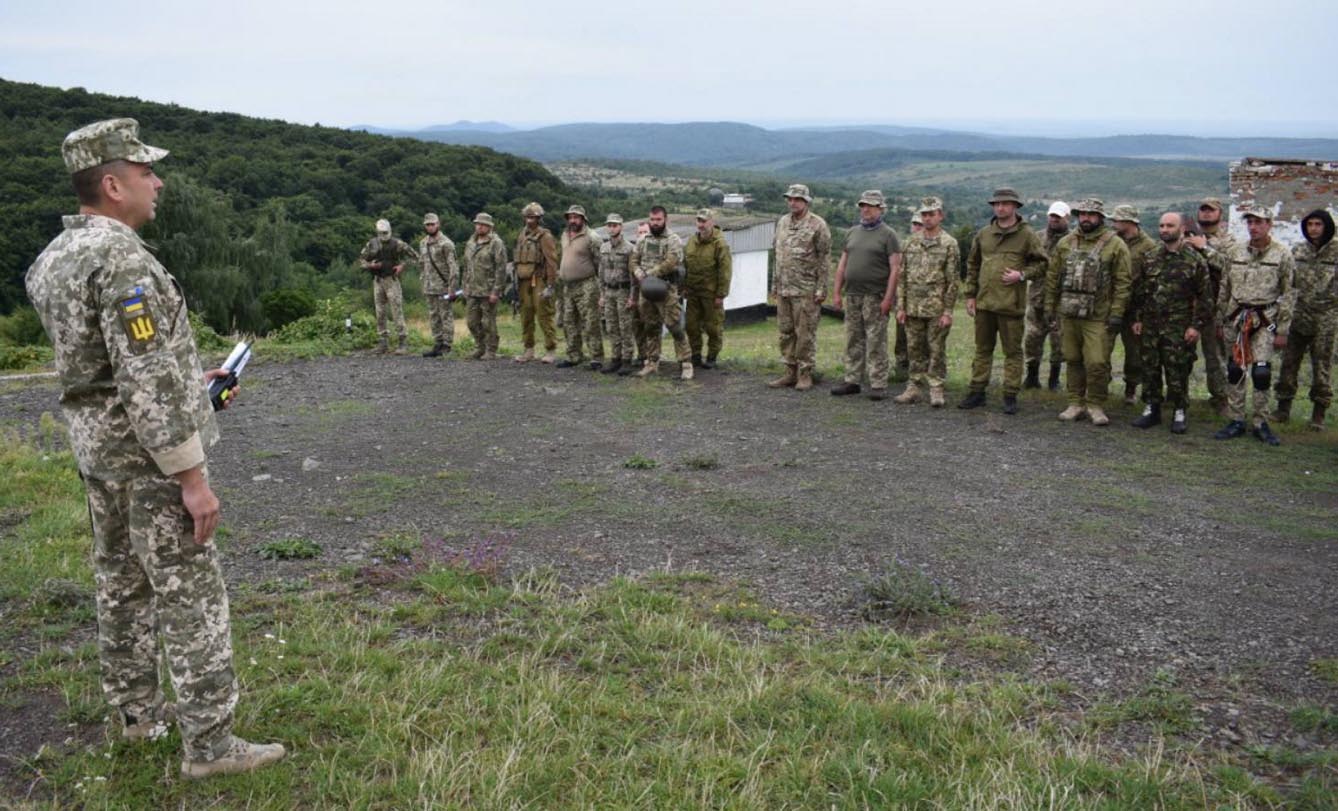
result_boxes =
[961,188,1049,413]
[1024,201,1070,391]
[895,196,960,408]
[1186,198,1238,415]
[830,190,900,400]
[769,184,832,392]
[461,213,508,360]
[1129,212,1212,434]
[417,212,458,357]
[513,202,559,364]
[359,218,419,354]
[1044,199,1131,426]
[598,213,636,375]
[631,206,693,380]
[25,118,284,779]
[1111,204,1158,404]
[683,208,733,369]
[1213,205,1296,445]
[1274,209,1337,429]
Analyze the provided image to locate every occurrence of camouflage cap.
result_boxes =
[1199,197,1224,211]
[783,183,813,202]
[376,218,392,234]
[695,208,714,221]
[911,212,923,225]
[422,212,440,225]
[522,202,544,217]
[857,190,886,208]
[988,188,1022,205]
[473,213,494,227]
[1047,201,1071,218]
[61,118,169,174]
[605,213,624,225]
[917,196,943,214]
[1071,198,1105,215]
[1240,203,1274,221]
[1109,204,1139,224]
[565,204,587,219]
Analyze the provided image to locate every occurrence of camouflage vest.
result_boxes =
[600,237,633,287]
[637,234,683,284]
[514,227,551,279]
[1058,230,1115,318]
[367,237,406,277]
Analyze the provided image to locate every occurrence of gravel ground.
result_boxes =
[2,352,1335,791]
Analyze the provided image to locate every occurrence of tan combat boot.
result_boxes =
[540,351,557,364]
[181,737,286,780]
[893,383,922,404]
[794,369,814,391]
[681,362,694,381]
[929,385,945,408]
[1058,405,1086,421]
[1087,405,1110,426]
[470,346,485,360]
[768,365,798,389]
[514,347,534,363]
[636,360,658,378]
[482,350,497,361]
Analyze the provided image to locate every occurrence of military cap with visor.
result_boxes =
[695,208,714,221]
[857,190,886,208]
[918,196,944,214]
[62,118,169,174]
[1240,203,1274,221]
[605,213,624,225]
[422,212,440,225]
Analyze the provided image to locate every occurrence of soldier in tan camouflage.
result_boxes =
[359,218,418,354]
[1213,205,1296,445]
[1273,209,1336,430]
[830,190,900,400]
[417,212,458,357]
[462,213,509,359]
[513,202,559,363]
[25,118,284,779]
[895,197,960,407]
[1024,201,1069,390]
[769,184,832,391]
[1111,205,1157,404]
[557,205,605,370]
[630,206,693,380]
[1186,198,1237,415]
[598,213,636,375]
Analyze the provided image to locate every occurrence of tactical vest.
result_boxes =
[600,239,632,287]
[1059,231,1115,318]
[514,228,549,279]
[639,235,682,284]
[368,237,404,278]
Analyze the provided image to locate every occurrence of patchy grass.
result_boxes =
[622,453,658,470]
[255,538,322,561]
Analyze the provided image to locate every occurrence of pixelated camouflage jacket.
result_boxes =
[25,215,218,480]
[898,231,960,319]
[1290,237,1338,334]
[598,235,634,287]
[1219,239,1296,335]
[359,235,417,278]
[1131,242,1212,333]
[417,233,458,295]
[462,232,509,297]
[772,211,832,297]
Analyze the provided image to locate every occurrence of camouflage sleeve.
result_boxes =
[964,233,981,299]
[1108,241,1132,320]
[1191,256,1212,332]
[1044,241,1067,316]
[815,221,832,295]
[942,239,961,313]
[447,243,460,290]
[398,239,420,265]
[358,239,377,265]
[717,240,733,298]
[95,260,205,476]
[630,240,643,278]
[1215,261,1232,325]
[541,231,558,285]
[1275,250,1296,335]
[491,238,509,296]
[652,237,683,279]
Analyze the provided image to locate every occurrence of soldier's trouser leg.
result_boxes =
[1200,327,1228,402]
[1120,325,1142,390]
[662,286,690,363]
[843,294,888,388]
[791,295,820,374]
[685,294,706,358]
[1139,330,1167,406]
[777,295,798,368]
[85,471,238,763]
[427,296,454,349]
[893,319,908,371]
[842,295,868,385]
[602,286,633,362]
[518,279,538,349]
[927,320,950,389]
[575,277,603,361]
[373,279,389,340]
[466,298,484,349]
[1062,318,1112,406]
[1309,324,1336,407]
[482,298,499,353]
[905,316,930,387]
[377,277,406,340]
[1223,323,1274,423]
[639,296,664,364]
[1277,328,1333,407]
[970,310,1000,393]
[997,313,1025,396]
[1024,281,1055,364]
[1163,334,1196,411]
[706,297,724,359]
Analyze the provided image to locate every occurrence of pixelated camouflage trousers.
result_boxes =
[1138,329,1198,410]
[84,468,238,762]
[904,315,951,389]
[426,295,455,349]
[466,297,499,354]
[518,276,557,351]
[601,285,636,362]
[562,276,604,362]
[777,295,820,373]
[373,276,406,341]
[1024,280,1061,364]
[684,293,724,359]
[841,294,889,388]
[1224,320,1277,424]
[639,284,690,365]
[1061,318,1115,406]
[1277,319,1336,407]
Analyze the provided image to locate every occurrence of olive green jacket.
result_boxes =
[683,226,733,297]
[964,218,1049,316]
[1044,225,1132,322]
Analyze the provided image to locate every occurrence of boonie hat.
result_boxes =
[988,188,1022,205]
[783,184,813,202]
[565,205,587,219]
[1072,198,1105,215]
[473,213,495,227]
[423,212,440,225]
[1109,205,1139,224]
[62,118,169,174]
[857,190,886,208]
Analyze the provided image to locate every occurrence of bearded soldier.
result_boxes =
[630,205,693,380]
[1274,209,1337,429]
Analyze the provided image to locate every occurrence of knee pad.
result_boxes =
[1251,361,1271,391]
[1227,360,1245,385]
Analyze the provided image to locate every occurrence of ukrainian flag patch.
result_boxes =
[119,287,157,348]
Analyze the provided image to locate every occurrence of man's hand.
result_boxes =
[392,264,404,277]
[895,309,907,325]
[1216,325,1225,340]
[488,293,499,305]
[813,291,826,305]
[714,297,724,308]
[634,270,646,283]
[1131,321,1143,336]
[625,296,636,311]
[175,466,219,545]
[1184,326,1199,344]
[879,296,893,317]
[598,295,605,310]
[203,368,238,409]
[1001,268,1024,285]
[540,285,553,300]
[966,298,977,317]
[831,292,843,310]
[1186,234,1207,251]
[1274,333,1288,349]
[938,312,952,329]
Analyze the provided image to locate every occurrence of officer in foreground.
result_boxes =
[25,119,284,779]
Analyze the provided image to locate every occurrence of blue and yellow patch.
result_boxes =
[119,287,157,348]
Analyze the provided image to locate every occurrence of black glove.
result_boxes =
[1106,316,1123,333]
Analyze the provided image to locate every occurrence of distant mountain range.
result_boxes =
[361,120,1338,168]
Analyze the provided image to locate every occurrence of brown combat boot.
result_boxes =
[768,365,798,388]
[1310,403,1328,431]
[181,737,285,780]
[929,385,945,408]
[794,369,814,391]
[893,383,922,404]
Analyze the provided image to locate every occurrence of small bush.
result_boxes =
[189,311,230,352]
[272,294,377,348]
[0,344,51,370]
[261,288,318,331]
[860,559,955,621]
[623,453,658,470]
[257,538,322,560]
[0,306,50,347]
[372,533,421,563]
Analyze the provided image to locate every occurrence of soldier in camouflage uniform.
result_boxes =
[598,213,636,375]
[557,205,604,369]
[1213,205,1296,445]
[462,213,508,360]
[1043,199,1132,426]
[1274,209,1337,430]
[830,190,899,400]
[1186,198,1238,415]
[359,218,418,354]
[513,202,559,364]
[1111,205,1158,404]
[892,213,921,380]
[24,119,283,779]
[1024,201,1069,390]
[627,221,652,370]
[770,184,832,391]
[417,212,458,357]
[895,196,960,407]
[1129,212,1212,434]
[630,206,692,380]
[683,208,733,369]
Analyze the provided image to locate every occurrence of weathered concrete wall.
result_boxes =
[1229,158,1338,247]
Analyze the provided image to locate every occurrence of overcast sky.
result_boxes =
[3,0,1336,138]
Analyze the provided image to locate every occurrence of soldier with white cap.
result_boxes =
[1024,200,1070,390]
[359,217,418,354]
